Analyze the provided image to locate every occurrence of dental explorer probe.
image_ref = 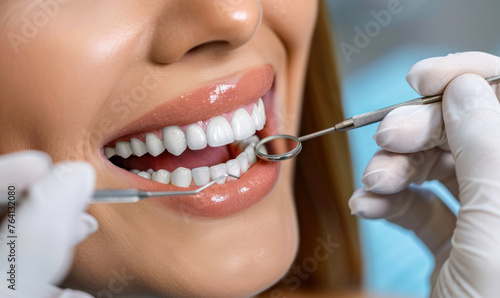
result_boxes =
[255,74,500,162]
[90,173,239,204]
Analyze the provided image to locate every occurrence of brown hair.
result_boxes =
[270,0,362,293]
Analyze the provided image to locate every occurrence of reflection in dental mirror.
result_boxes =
[255,135,302,162]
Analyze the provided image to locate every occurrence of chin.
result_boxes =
[158,201,299,297]
[146,180,299,298]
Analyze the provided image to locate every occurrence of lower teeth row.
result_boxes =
[129,135,266,187]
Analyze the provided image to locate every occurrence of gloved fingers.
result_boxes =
[0,151,52,204]
[406,51,500,96]
[0,161,96,289]
[374,104,447,153]
[362,149,459,198]
[349,187,456,256]
[350,187,454,288]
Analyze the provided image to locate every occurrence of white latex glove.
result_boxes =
[349,51,500,297]
[0,151,98,298]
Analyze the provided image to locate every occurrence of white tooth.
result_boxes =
[236,152,249,173]
[192,166,210,186]
[163,126,187,156]
[130,138,147,157]
[152,169,171,184]
[231,108,256,141]
[186,124,208,150]
[210,163,227,184]
[115,142,133,158]
[130,169,140,174]
[226,159,240,178]
[145,133,165,157]
[206,116,234,147]
[147,168,154,174]
[239,135,260,151]
[258,98,266,124]
[251,104,264,130]
[248,135,260,146]
[137,171,151,179]
[104,147,116,158]
[171,167,192,188]
[244,146,257,164]
[259,145,268,155]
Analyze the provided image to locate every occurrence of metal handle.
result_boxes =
[92,189,139,199]
[351,98,424,128]
[342,74,500,131]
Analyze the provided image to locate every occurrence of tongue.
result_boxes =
[114,146,232,172]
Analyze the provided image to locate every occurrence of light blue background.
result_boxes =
[328,0,500,297]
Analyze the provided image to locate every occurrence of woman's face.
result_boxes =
[0,0,317,296]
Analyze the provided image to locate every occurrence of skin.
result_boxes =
[0,0,317,296]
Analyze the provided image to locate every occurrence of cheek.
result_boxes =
[0,2,147,152]
[261,0,318,53]
[260,0,317,136]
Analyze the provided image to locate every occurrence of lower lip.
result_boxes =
[148,160,279,217]
[113,89,281,218]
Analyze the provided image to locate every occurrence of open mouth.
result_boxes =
[103,98,268,187]
[98,65,280,217]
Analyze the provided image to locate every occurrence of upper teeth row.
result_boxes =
[104,98,266,159]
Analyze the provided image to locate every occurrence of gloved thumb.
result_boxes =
[442,73,500,183]
[433,73,500,297]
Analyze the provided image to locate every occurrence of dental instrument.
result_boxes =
[91,173,239,203]
[255,75,500,162]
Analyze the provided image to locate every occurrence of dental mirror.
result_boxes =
[255,134,303,162]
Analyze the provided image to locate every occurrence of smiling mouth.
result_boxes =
[104,98,268,187]
[98,65,279,217]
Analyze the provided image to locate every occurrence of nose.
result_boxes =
[150,0,262,64]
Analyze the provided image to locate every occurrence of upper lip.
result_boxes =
[101,65,274,148]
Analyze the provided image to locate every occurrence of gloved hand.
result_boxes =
[349,51,500,297]
[0,151,97,298]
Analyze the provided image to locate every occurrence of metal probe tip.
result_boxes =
[91,173,240,204]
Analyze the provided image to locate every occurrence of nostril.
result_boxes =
[148,0,261,65]
[186,40,230,55]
